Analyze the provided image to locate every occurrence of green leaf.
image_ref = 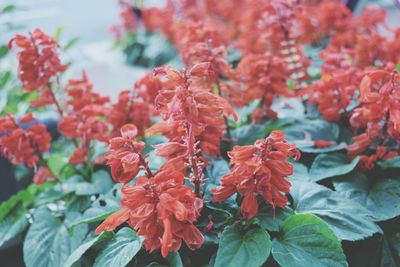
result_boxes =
[205,159,230,196]
[271,213,348,267]
[256,206,294,232]
[214,226,271,267]
[231,124,267,145]
[93,227,142,267]
[309,153,359,181]
[23,208,88,267]
[63,37,79,51]
[289,161,309,181]
[166,252,183,267]
[65,170,113,196]
[333,172,400,221]
[377,156,400,169]
[63,231,114,267]
[0,45,9,59]
[45,154,70,179]
[300,142,347,154]
[283,119,340,144]
[0,183,47,220]
[2,4,16,13]
[0,205,28,247]
[69,190,120,232]
[271,98,305,120]
[290,179,380,241]
[396,63,400,72]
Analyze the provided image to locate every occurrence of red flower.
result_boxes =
[33,166,54,185]
[108,74,161,138]
[58,72,110,164]
[0,114,51,168]
[347,70,400,169]
[106,124,146,183]
[236,52,290,119]
[0,113,53,184]
[212,130,299,220]
[9,28,67,92]
[96,170,204,258]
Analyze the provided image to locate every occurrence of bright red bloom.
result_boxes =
[58,72,110,164]
[347,70,400,169]
[108,74,161,137]
[9,28,67,92]
[0,114,53,184]
[96,170,204,257]
[212,130,299,220]
[0,114,51,168]
[236,52,290,119]
[147,65,236,161]
[105,124,146,183]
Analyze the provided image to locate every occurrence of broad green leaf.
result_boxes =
[232,124,267,145]
[0,183,48,220]
[69,191,120,232]
[64,170,113,196]
[63,231,114,267]
[0,205,28,247]
[272,213,348,267]
[377,156,400,169]
[93,227,142,267]
[166,252,183,267]
[300,142,347,154]
[256,206,293,232]
[23,208,87,267]
[333,172,400,221]
[283,119,339,144]
[271,98,305,120]
[214,226,271,267]
[290,179,380,240]
[309,153,359,181]
[289,161,309,181]
[205,159,230,197]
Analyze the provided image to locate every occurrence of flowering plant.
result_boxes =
[1,1,400,267]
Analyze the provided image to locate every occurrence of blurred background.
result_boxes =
[1,0,399,100]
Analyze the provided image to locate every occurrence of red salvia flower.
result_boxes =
[347,70,400,169]
[108,74,161,138]
[96,170,204,258]
[212,130,299,220]
[236,52,290,120]
[58,72,110,164]
[8,28,67,92]
[105,124,146,183]
[0,113,51,168]
[0,113,53,184]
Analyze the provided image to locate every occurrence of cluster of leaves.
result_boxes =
[1,0,400,267]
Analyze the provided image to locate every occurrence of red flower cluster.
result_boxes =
[110,0,137,40]
[301,4,400,122]
[58,72,110,164]
[108,73,161,138]
[347,70,400,169]
[96,170,203,257]
[147,65,236,170]
[235,52,289,120]
[0,113,53,184]
[105,124,146,183]
[212,131,300,220]
[8,29,67,113]
[295,0,352,44]
[8,28,67,91]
